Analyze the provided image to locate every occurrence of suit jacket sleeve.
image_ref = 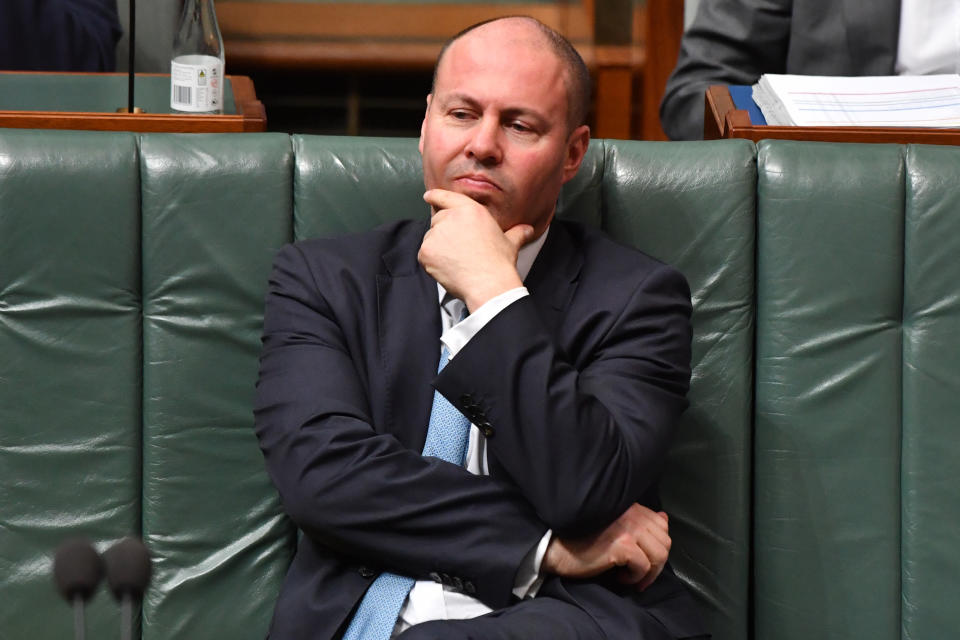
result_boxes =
[254,242,547,609]
[660,0,793,140]
[435,259,692,537]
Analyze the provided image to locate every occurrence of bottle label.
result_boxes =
[171,55,224,113]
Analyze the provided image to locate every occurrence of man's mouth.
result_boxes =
[453,173,501,192]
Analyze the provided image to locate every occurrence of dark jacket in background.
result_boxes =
[661,0,901,140]
[0,0,123,71]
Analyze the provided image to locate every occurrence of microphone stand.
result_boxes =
[128,0,135,114]
[118,0,143,113]
[120,593,133,640]
[72,593,85,640]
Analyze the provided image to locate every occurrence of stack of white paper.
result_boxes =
[751,74,960,127]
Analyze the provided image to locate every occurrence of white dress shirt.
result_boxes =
[896,0,960,75]
[393,228,553,635]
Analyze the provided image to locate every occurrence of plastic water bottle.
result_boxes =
[170,0,225,114]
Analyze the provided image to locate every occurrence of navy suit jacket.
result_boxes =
[254,217,706,639]
[661,0,902,140]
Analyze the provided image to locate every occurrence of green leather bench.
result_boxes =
[0,130,955,640]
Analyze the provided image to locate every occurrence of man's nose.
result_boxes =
[464,118,502,165]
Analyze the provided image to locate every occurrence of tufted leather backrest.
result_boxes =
[138,133,294,639]
[754,140,960,640]
[0,129,142,638]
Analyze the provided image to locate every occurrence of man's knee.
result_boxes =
[393,600,605,640]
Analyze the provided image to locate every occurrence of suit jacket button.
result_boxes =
[440,572,452,585]
[480,422,494,438]
[429,572,442,583]
[464,580,476,595]
[452,576,464,591]
[358,566,375,578]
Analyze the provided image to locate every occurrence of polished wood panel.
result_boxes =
[595,66,635,139]
[217,1,595,49]
[641,0,684,140]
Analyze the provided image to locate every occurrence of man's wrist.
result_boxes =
[542,536,564,575]
[511,529,553,599]
[464,273,524,313]
[442,287,528,359]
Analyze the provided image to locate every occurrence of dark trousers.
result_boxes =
[395,596,709,640]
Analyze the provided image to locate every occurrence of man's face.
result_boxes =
[419,20,590,236]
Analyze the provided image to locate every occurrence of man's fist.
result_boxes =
[542,504,671,591]
[418,189,533,311]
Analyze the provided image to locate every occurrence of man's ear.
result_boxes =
[561,124,591,184]
[418,94,432,154]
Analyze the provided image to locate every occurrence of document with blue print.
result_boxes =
[752,74,960,127]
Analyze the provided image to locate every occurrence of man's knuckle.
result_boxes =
[606,546,622,565]
[638,556,651,573]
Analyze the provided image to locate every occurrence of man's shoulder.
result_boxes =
[555,219,685,285]
[286,218,426,273]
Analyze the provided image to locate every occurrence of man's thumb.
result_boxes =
[504,224,535,249]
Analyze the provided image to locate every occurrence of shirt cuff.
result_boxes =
[512,529,552,600]
[441,287,529,358]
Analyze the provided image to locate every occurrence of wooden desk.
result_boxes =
[0,72,266,133]
[705,85,960,145]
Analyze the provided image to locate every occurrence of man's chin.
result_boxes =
[466,193,495,208]
[435,184,513,227]
[448,186,496,207]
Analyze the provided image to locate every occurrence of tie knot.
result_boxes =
[442,295,468,323]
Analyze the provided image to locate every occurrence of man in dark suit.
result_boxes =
[661,0,901,140]
[255,16,706,639]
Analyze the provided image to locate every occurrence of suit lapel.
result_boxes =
[377,220,440,451]
[374,220,583,451]
[524,221,582,333]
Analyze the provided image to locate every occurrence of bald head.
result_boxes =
[432,16,591,131]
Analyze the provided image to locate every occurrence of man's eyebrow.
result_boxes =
[437,92,481,109]
[438,92,550,127]
[501,107,550,127]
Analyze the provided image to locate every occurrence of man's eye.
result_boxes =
[450,110,473,120]
[509,121,533,133]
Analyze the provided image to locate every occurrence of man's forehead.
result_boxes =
[461,18,542,42]
[438,19,555,72]
[435,25,564,89]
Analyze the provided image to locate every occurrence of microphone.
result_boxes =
[53,538,104,640]
[103,537,152,640]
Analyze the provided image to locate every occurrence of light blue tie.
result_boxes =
[342,326,471,640]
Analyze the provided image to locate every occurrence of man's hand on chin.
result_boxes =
[418,188,533,312]
[542,504,672,592]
